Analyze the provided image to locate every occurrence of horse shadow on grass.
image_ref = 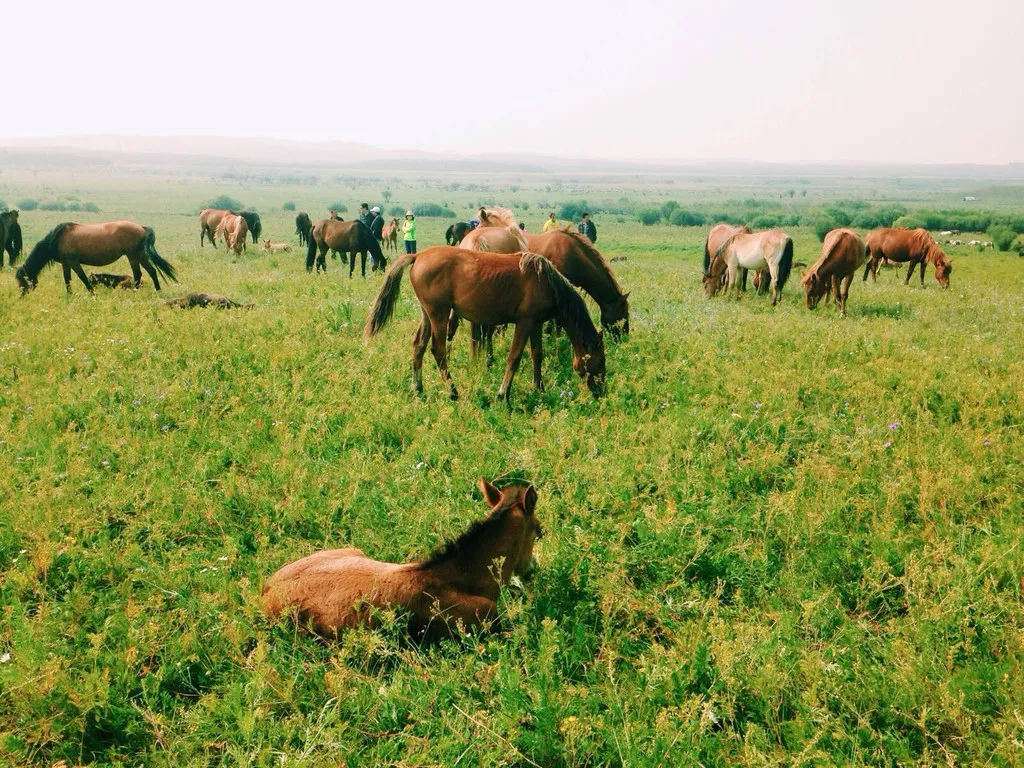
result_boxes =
[856,303,912,320]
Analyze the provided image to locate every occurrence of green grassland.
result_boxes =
[2,172,1024,766]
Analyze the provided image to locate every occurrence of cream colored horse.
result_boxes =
[703,230,795,306]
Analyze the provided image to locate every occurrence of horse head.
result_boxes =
[15,267,35,295]
[600,292,630,338]
[802,270,825,309]
[478,478,542,580]
[934,256,952,288]
[573,329,606,397]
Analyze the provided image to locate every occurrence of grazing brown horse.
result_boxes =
[263,478,542,640]
[216,213,249,255]
[295,212,313,246]
[16,221,177,295]
[1,210,23,268]
[381,217,401,252]
[862,227,952,288]
[307,218,386,276]
[801,228,867,316]
[199,208,230,247]
[365,247,606,403]
[704,223,759,291]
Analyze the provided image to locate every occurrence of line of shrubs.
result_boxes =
[15,198,100,212]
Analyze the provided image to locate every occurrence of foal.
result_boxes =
[262,479,542,639]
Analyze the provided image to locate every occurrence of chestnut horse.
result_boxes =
[216,213,249,255]
[263,478,542,640]
[460,206,529,252]
[381,217,401,252]
[801,228,867,316]
[16,221,177,295]
[199,208,230,247]
[307,218,386,276]
[703,229,794,305]
[295,212,313,246]
[365,247,606,403]
[862,227,952,288]
[1,210,22,268]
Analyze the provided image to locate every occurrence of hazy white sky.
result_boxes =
[5,0,1022,163]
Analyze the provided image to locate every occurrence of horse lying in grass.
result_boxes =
[365,247,606,403]
[16,222,177,295]
[862,227,952,288]
[703,229,794,306]
[164,293,251,309]
[801,228,867,316]
[263,478,542,640]
[88,272,138,289]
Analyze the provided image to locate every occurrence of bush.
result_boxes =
[39,199,65,211]
[412,203,456,218]
[17,199,39,211]
[637,208,662,226]
[893,215,924,230]
[661,200,680,220]
[282,201,296,211]
[83,202,100,213]
[814,216,839,242]
[670,209,706,227]
[750,214,781,229]
[204,195,243,211]
[328,202,349,213]
[989,226,1018,252]
[387,205,406,217]
[851,211,883,229]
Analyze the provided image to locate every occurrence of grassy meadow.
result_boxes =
[2,173,1024,766]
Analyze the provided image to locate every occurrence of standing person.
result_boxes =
[368,206,385,242]
[358,203,372,227]
[403,210,417,254]
[578,212,597,243]
[542,212,559,233]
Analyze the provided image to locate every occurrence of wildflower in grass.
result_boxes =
[754,402,763,410]
[888,421,901,430]
[983,439,991,446]
[883,441,892,449]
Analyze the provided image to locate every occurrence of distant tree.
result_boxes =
[892,215,925,229]
[661,200,680,220]
[40,199,66,211]
[327,202,349,213]
[83,202,100,213]
[558,200,588,222]
[801,190,808,197]
[670,209,706,227]
[17,199,39,211]
[814,216,839,242]
[638,208,662,226]
[787,189,796,198]
[283,201,296,211]
[382,190,393,203]
[413,203,456,218]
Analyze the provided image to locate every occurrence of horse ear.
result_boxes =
[522,485,538,516]
[479,477,502,508]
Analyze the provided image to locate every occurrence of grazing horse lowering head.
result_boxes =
[573,330,607,397]
[934,256,952,289]
[802,270,827,310]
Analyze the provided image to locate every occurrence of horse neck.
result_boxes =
[575,248,624,305]
[557,301,601,357]
[420,524,519,599]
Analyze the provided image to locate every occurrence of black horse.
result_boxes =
[238,211,262,248]
[0,210,23,268]
[295,212,312,246]
[445,221,475,246]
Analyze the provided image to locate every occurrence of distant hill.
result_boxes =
[0,135,1022,179]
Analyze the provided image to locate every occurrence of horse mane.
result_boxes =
[562,230,624,296]
[417,494,521,569]
[19,223,71,281]
[478,206,518,229]
[519,252,600,348]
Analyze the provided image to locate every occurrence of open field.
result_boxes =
[2,174,1024,765]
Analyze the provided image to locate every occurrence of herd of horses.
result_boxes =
[1,203,962,639]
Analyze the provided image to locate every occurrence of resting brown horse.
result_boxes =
[381,217,401,252]
[1,210,23,268]
[307,218,386,276]
[802,228,867,316]
[16,221,177,295]
[862,227,952,288]
[295,212,313,246]
[365,247,606,403]
[216,213,249,255]
[263,478,542,640]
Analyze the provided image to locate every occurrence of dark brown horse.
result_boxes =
[307,218,386,276]
[446,221,475,245]
[295,212,313,246]
[0,210,22,268]
[862,227,952,288]
[801,228,867,316]
[263,478,542,640]
[365,247,606,402]
[16,221,177,295]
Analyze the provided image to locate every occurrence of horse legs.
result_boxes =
[768,263,780,306]
[862,255,875,282]
[127,257,143,288]
[70,263,93,294]
[497,321,533,404]
[740,268,749,292]
[412,309,431,394]
[904,260,916,286]
[918,259,926,286]
[428,312,458,400]
[62,263,73,294]
[360,251,367,278]
[140,259,162,291]
[838,274,853,316]
[529,325,544,392]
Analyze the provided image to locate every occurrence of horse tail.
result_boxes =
[776,236,794,291]
[358,220,387,270]
[143,227,178,282]
[306,226,319,271]
[364,253,416,340]
[703,236,711,273]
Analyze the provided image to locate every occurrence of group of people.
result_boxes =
[543,211,598,243]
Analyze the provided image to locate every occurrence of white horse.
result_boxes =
[703,230,795,306]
